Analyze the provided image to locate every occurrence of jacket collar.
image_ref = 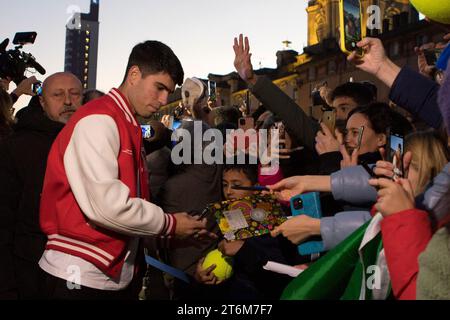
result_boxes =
[107,88,138,127]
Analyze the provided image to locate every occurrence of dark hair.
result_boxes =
[83,89,105,104]
[331,82,376,106]
[214,106,242,126]
[0,88,13,139]
[123,40,184,86]
[347,102,413,136]
[224,163,259,185]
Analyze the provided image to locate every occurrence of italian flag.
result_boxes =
[281,213,392,300]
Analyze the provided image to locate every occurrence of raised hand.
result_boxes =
[347,37,400,88]
[315,123,340,155]
[368,178,415,216]
[233,34,256,85]
[337,130,359,169]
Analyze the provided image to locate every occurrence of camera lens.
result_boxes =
[293,198,303,210]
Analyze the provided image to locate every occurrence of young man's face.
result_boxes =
[332,96,358,121]
[39,73,83,124]
[129,70,175,118]
[222,169,255,200]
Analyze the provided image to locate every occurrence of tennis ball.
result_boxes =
[202,249,233,281]
[410,0,450,24]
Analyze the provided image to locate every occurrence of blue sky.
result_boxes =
[1,0,309,109]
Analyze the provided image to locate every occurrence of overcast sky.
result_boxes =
[1,0,309,109]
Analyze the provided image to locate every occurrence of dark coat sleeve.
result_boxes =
[0,140,20,294]
[250,76,320,152]
[389,67,443,129]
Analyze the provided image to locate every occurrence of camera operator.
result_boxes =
[0,75,39,115]
[0,72,82,299]
[3,76,38,104]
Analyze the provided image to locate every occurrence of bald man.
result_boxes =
[0,72,82,299]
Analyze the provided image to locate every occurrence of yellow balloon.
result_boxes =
[410,0,450,24]
[202,249,233,281]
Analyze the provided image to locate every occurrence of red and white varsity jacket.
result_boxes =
[39,88,175,278]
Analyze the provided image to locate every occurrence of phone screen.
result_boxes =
[32,81,42,96]
[209,81,217,101]
[140,125,154,139]
[321,110,336,134]
[343,0,362,54]
[388,131,404,179]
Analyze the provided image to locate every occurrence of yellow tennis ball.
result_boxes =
[410,0,450,24]
[202,249,233,281]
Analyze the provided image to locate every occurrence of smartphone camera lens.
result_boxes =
[293,198,303,210]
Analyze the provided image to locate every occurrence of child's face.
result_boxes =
[222,169,255,200]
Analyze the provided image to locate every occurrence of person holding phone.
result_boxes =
[318,103,412,174]
[347,36,445,130]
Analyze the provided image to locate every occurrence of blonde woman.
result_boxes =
[370,130,449,300]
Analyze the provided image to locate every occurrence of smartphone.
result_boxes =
[32,81,42,96]
[231,185,269,192]
[386,128,405,179]
[274,121,286,149]
[168,115,174,130]
[339,0,364,56]
[321,110,336,134]
[424,48,443,66]
[12,32,37,45]
[196,207,210,220]
[356,126,365,150]
[209,81,217,102]
[290,192,324,256]
[245,91,251,115]
[140,124,154,139]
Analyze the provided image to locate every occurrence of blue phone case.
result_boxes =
[290,192,324,255]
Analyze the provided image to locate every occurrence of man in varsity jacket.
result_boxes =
[38,40,210,299]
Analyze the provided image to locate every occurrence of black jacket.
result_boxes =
[250,76,320,154]
[389,66,442,129]
[0,106,63,293]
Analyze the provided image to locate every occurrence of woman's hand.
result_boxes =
[368,178,415,216]
[270,215,321,245]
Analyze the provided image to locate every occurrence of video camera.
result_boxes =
[0,32,46,85]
